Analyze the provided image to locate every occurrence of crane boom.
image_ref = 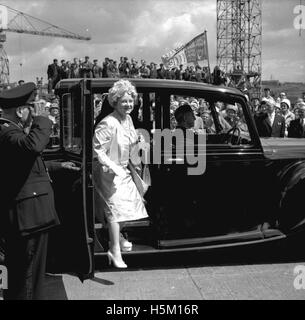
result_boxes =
[4,28,91,41]
[0,3,91,85]
[1,3,91,40]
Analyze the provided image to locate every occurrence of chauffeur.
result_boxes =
[0,83,70,300]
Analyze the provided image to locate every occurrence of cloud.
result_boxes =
[262,0,298,31]
[0,0,304,83]
[4,0,217,82]
[263,57,305,82]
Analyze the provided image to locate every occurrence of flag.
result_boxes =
[161,31,209,68]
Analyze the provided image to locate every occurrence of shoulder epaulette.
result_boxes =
[0,118,22,130]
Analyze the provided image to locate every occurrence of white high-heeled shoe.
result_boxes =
[120,233,132,252]
[107,251,127,269]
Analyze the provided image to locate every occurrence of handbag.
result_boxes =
[128,162,150,197]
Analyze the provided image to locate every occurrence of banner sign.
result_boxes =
[161,31,209,68]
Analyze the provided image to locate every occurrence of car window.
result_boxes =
[94,90,156,131]
[62,92,82,154]
[41,98,61,151]
[131,92,156,132]
[170,94,252,146]
[93,88,253,147]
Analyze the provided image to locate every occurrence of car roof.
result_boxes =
[55,78,245,97]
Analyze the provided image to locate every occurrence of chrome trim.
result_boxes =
[159,230,264,247]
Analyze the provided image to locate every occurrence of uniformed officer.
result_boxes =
[0,83,67,300]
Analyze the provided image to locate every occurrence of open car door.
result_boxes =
[46,79,95,280]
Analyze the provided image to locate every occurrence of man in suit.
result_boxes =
[175,64,183,80]
[118,57,131,78]
[102,57,110,78]
[288,105,305,138]
[81,56,93,78]
[59,59,69,80]
[262,87,276,106]
[139,60,150,79]
[157,63,167,79]
[70,57,80,78]
[255,101,285,138]
[130,59,140,78]
[47,59,60,93]
[92,59,103,78]
[0,83,78,299]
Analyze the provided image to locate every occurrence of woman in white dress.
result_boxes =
[93,79,148,268]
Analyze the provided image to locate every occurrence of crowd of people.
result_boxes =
[46,55,305,139]
[47,56,213,93]
[166,88,305,139]
[252,88,305,138]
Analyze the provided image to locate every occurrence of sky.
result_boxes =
[1,0,305,83]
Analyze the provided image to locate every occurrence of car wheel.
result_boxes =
[279,179,305,232]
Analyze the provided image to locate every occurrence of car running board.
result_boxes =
[158,230,265,249]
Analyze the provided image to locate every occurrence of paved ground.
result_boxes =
[2,244,305,300]
[42,262,305,300]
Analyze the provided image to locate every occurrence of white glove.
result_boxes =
[111,165,127,178]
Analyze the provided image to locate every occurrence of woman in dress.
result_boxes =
[93,79,148,268]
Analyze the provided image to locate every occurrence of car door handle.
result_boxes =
[165,157,184,162]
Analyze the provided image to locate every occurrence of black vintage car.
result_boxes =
[3,78,304,278]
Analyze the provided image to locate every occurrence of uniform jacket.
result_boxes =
[254,112,285,138]
[0,117,59,236]
[288,118,305,138]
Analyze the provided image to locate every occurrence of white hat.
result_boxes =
[226,104,238,112]
[280,98,291,109]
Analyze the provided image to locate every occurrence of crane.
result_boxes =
[216,0,262,99]
[0,4,91,85]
